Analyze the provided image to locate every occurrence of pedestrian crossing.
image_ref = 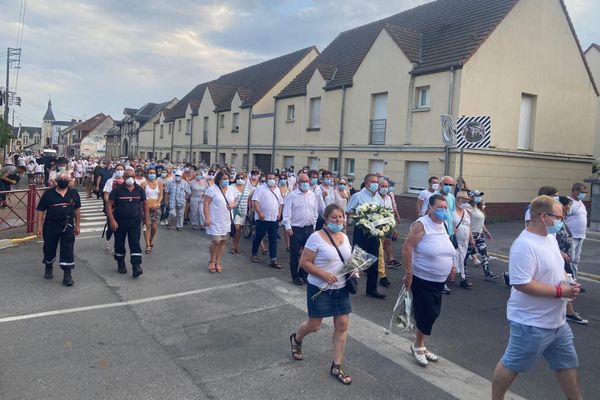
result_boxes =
[78,194,106,236]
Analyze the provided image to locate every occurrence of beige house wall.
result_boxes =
[584,47,600,158]
[459,0,598,155]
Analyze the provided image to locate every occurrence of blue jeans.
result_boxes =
[252,220,278,259]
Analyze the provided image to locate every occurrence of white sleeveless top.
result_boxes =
[411,216,456,283]
[145,182,160,200]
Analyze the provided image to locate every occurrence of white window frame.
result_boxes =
[307,156,318,170]
[345,158,355,176]
[406,161,429,194]
[328,158,338,174]
[219,114,225,128]
[308,97,321,130]
[369,159,385,175]
[286,105,295,122]
[415,86,431,109]
[232,113,240,132]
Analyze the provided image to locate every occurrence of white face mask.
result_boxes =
[115,170,124,177]
[125,177,135,186]
[459,203,471,210]
[431,183,439,191]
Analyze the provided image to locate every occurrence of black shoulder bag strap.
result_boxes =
[218,186,234,223]
[323,228,344,263]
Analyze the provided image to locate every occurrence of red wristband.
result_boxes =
[555,285,562,298]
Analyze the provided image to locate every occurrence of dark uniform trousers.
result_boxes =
[289,225,313,281]
[114,216,142,265]
[353,226,379,294]
[43,222,75,270]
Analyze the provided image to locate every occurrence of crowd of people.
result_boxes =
[2,151,591,396]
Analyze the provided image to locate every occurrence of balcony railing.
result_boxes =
[369,119,387,145]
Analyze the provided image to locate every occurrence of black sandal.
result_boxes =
[290,333,303,361]
[330,362,352,385]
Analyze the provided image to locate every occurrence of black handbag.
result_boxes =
[323,229,357,294]
[444,211,465,249]
[218,187,236,238]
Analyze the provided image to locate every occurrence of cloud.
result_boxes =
[1,0,597,128]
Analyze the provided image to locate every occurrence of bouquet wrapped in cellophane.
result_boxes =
[311,245,377,301]
[351,203,396,238]
[387,284,415,333]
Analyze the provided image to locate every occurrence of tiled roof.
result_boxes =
[165,46,317,120]
[12,126,42,138]
[134,102,170,123]
[105,126,120,137]
[277,0,520,99]
[43,100,55,121]
[77,113,110,133]
[124,108,138,115]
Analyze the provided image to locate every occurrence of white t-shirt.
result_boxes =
[305,231,352,290]
[418,189,435,216]
[411,216,456,282]
[565,198,587,239]
[507,230,567,329]
[470,208,485,234]
[252,184,283,222]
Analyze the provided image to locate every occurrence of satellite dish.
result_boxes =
[441,114,455,146]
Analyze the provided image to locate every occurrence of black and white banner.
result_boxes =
[456,116,491,149]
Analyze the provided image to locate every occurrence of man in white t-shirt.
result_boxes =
[564,183,588,282]
[492,196,582,400]
[251,173,283,268]
[416,176,439,217]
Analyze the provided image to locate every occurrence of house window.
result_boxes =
[406,161,429,194]
[242,153,248,169]
[232,113,240,132]
[176,151,181,162]
[345,158,355,176]
[415,86,430,109]
[283,156,294,169]
[203,117,209,144]
[231,153,238,167]
[178,120,182,132]
[370,93,388,145]
[308,97,321,130]
[286,105,295,122]
[369,159,384,174]
[219,153,226,166]
[186,119,191,135]
[168,124,173,135]
[328,158,338,174]
[518,93,536,150]
[219,114,225,128]
[307,156,318,170]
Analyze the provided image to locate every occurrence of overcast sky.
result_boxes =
[1,0,598,127]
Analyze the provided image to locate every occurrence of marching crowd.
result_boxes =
[0,152,591,398]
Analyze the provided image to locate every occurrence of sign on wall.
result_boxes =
[455,116,491,149]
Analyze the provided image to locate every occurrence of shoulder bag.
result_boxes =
[444,211,464,249]
[323,229,357,294]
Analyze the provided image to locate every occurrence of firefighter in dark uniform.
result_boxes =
[36,171,81,286]
[106,169,146,278]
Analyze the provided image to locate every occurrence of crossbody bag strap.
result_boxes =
[218,186,234,223]
[455,211,465,230]
[323,229,345,263]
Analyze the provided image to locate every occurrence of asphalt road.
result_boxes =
[0,195,598,400]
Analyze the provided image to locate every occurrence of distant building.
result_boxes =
[10,125,42,153]
[41,99,72,150]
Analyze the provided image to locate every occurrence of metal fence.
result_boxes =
[0,184,48,233]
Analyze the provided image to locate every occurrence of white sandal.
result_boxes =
[423,348,439,362]
[410,343,428,366]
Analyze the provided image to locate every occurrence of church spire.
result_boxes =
[43,98,55,121]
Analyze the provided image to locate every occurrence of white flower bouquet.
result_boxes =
[311,245,377,300]
[387,284,415,333]
[352,202,396,239]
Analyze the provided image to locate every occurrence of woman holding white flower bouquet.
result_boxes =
[402,194,457,367]
[290,204,354,385]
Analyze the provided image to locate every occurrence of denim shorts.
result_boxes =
[501,321,578,373]
[307,284,352,318]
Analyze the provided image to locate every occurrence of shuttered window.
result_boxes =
[406,161,429,194]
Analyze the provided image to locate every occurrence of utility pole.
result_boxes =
[3,47,21,159]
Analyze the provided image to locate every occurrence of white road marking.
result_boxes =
[255,279,526,400]
[80,221,106,227]
[81,216,107,221]
[0,279,263,324]
[79,227,105,233]
[36,235,102,243]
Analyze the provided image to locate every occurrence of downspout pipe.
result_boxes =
[246,106,253,170]
[215,112,220,166]
[189,113,194,163]
[271,99,277,172]
[152,121,156,159]
[170,121,174,161]
[444,66,456,176]
[338,86,347,174]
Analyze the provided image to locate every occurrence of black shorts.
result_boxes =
[411,275,445,336]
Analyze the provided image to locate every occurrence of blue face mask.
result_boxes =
[546,217,563,235]
[379,188,388,196]
[148,174,156,181]
[577,192,586,201]
[324,179,333,186]
[310,178,318,185]
[279,179,287,185]
[473,196,482,204]
[389,187,394,194]
[338,184,346,190]
[434,209,448,221]
[221,180,229,187]
[299,182,310,192]
[369,182,379,192]
[443,185,452,194]
[267,179,276,187]
[327,222,344,233]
